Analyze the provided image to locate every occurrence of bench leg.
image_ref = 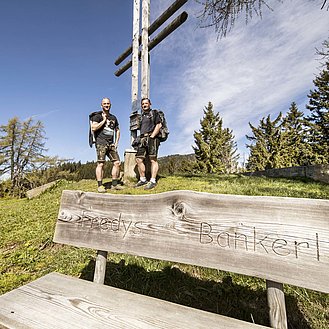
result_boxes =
[266,280,288,329]
[93,250,108,284]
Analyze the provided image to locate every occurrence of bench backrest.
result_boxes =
[54,190,329,294]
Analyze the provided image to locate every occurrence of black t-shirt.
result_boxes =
[140,110,161,135]
[91,112,119,145]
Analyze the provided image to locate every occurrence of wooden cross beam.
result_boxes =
[114,0,188,143]
[114,0,188,179]
[114,0,188,66]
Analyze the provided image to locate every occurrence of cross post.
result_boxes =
[114,0,188,179]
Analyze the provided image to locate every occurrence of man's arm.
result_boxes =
[91,113,106,132]
[150,122,162,138]
[114,128,120,148]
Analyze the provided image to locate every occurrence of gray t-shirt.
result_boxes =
[140,110,161,135]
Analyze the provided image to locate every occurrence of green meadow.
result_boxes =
[1,176,328,328]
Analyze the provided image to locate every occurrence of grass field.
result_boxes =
[1,175,328,328]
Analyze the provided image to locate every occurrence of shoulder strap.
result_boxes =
[151,109,159,125]
[89,110,102,119]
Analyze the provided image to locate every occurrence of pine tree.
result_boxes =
[281,102,313,166]
[246,113,284,171]
[305,60,329,164]
[0,117,60,194]
[193,102,239,174]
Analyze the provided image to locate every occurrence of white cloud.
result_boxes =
[149,0,329,159]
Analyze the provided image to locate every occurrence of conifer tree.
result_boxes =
[305,60,329,164]
[246,113,284,171]
[0,117,60,194]
[281,102,313,166]
[193,102,239,174]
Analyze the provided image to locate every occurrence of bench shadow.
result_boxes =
[79,259,311,329]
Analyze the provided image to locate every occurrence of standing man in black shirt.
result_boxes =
[90,98,122,192]
[135,98,162,190]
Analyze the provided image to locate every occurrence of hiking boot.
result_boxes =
[135,180,148,188]
[144,181,156,190]
[97,185,106,193]
[110,185,125,190]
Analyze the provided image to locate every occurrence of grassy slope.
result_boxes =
[0,175,328,328]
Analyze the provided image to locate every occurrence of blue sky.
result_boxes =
[0,0,328,166]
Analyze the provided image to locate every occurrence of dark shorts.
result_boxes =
[96,144,120,163]
[136,136,160,160]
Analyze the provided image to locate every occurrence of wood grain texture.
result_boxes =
[266,280,287,329]
[93,250,107,284]
[54,190,329,293]
[0,272,269,329]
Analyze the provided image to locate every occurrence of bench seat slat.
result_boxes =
[0,272,269,329]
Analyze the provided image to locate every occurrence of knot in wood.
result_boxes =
[75,191,86,204]
[172,201,186,219]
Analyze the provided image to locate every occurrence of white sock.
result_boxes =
[150,178,156,184]
[140,177,147,182]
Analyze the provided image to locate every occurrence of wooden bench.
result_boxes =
[1,190,328,328]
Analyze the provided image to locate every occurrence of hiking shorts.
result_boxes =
[96,144,120,163]
[136,136,160,161]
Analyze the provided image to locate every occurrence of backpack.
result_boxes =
[89,111,102,147]
[152,109,169,142]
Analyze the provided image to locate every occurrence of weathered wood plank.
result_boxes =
[0,272,269,329]
[54,190,329,293]
[141,0,150,98]
[266,280,287,329]
[26,180,58,199]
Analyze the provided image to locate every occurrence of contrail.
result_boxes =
[24,109,61,121]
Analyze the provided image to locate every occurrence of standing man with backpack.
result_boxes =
[90,97,123,192]
[135,98,162,190]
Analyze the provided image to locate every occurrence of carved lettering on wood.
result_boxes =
[58,210,327,262]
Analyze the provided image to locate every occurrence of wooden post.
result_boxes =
[114,11,188,77]
[266,280,288,329]
[124,0,140,180]
[131,0,140,143]
[114,0,188,66]
[115,0,188,180]
[124,149,138,180]
[141,0,150,99]
[93,250,107,284]
[139,0,150,179]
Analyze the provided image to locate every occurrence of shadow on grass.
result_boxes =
[79,259,311,329]
[102,181,125,190]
